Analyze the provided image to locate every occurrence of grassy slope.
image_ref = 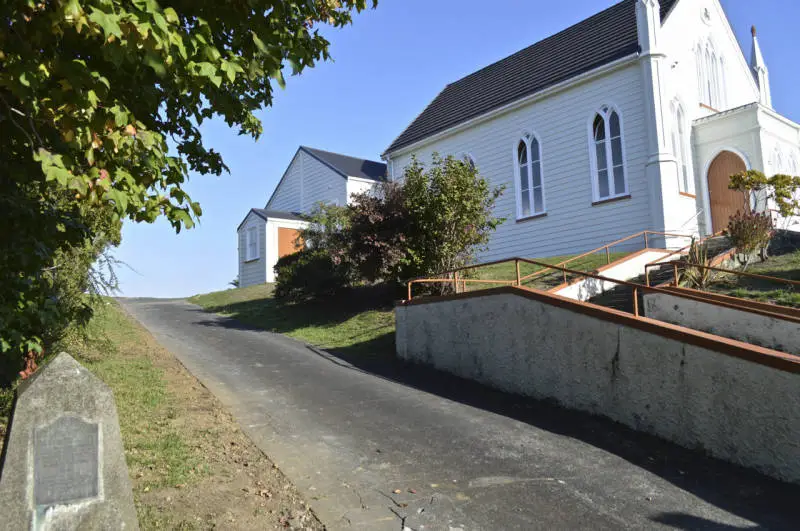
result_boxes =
[68,301,203,491]
[189,251,632,359]
[465,252,629,291]
[189,284,396,358]
[2,301,322,529]
[710,249,800,307]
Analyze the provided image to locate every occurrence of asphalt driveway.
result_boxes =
[118,298,800,530]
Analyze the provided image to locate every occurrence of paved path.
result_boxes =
[119,298,799,530]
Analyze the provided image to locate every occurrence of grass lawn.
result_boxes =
[461,251,630,291]
[708,249,800,307]
[1,300,322,530]
[189,284,396,359]
[188,250,635,362]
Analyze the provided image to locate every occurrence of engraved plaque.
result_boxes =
[33,416,100,506]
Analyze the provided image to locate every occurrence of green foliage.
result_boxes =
[401,154,505,280]
[274,249,353,301]
[274,155,504,300]
[729,169,800,217]
[300,202,352,266]
[275,203,356,301]
[679,238,719,290]
[343,154,504,288]
[0,0,375,375]
[727,210,774,266]
[348,181,410,283]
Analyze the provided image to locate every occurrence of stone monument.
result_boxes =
[0,353,138,529]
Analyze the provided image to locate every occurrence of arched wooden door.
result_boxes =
[707,151,747,232]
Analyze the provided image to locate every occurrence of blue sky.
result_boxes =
[115,0,800,297]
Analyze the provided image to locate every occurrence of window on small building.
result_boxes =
[590,106,627,201]
[696,39,727,109]
[514,135,545,218]
[671,101,693,194]
[246,226,259,261]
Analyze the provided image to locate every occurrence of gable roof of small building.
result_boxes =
[237,208,306,231]
[265,146,387,210]
[384,0,679,155]
[301,146,388,181]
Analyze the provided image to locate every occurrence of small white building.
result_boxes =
[237,146,387,286]
[382,0,800,260]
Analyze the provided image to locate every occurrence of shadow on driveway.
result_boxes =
[190,306,800,530]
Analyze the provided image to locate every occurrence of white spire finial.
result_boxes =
[750,25,772,108]
[636,0,662,55]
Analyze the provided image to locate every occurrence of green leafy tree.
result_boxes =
[0,0,376,377]
[729,169,800,217]
[727,170,800,263]
[274,202,355,300]
[300,202,352,264]
[402,154,505,280]
[348,182,409,283]
[274,157,505,300]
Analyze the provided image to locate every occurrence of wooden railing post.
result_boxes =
[453,271,459,294]
[645,266,651,287]
[407,282,412,301]
[515,259,521,287]
[633,286,639,317]
[644,231,649,249]
[605,246,611,265]
[673,263,679,287]
[563,269,568,286]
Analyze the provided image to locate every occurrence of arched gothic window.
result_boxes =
[671,101,693,194]
[514,135,545,218]
[589,106,627,201]
[696,39,727,109]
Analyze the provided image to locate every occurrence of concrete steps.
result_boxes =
[586,236,734,315]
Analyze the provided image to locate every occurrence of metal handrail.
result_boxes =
[408,257,670,317]
[644,230,726,269]
[405,230,696,287]
[521,230,695,284]
[644,259,800,290]
[406,231,697,306]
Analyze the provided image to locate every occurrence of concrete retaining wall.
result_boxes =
[396,291,800,484]
[643,291,800,355]
[553,250,670,301]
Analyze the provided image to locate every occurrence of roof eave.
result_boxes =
[299,146,349,180]
[236,208,268,232]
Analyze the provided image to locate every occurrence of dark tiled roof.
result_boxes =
[237,208,305,231]
[301,146,387,182]
[385,0,679,154]
[253,209,306,221]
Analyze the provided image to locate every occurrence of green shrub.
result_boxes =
[727,211,774,267]
[680,238,719,289]
[275,155,505,300]
[401,154,505,281]
[274,249,354,301]
[346,154,505,288]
